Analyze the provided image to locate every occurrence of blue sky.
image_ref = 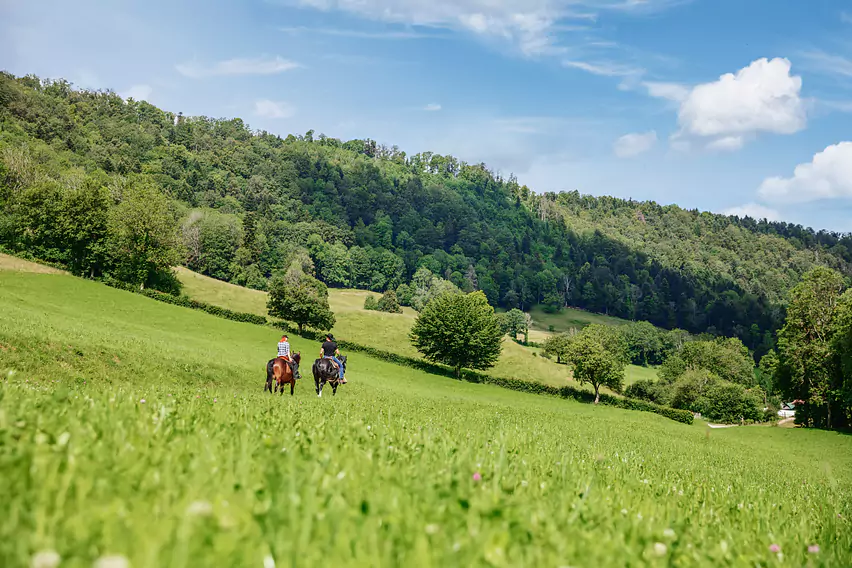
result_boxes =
[2,0,852,231]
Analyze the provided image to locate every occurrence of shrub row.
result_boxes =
[102,277,268,326]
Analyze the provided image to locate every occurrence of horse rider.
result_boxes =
[321,333,346,384]
[269,333,300,379]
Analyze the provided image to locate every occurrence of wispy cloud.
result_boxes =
[120,84,153,101]
[286,0,690,57]
[613,130,657,157]
[798,50,852,78]
[423,103,442,111]
[722,203,780,221]
[254,99,296,119]
[642,81,688,102]
[176,56,300,78]
[563,59,643,77]
[280,25,438,39]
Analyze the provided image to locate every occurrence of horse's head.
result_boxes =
[339,355,347,366]
[293,352,301,364]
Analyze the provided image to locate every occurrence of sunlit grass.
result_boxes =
[1,271,850,567]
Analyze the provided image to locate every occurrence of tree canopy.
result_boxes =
[3,72,852,355]
[409,290,503,378]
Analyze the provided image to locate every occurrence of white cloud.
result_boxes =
[722,203,780,221]
[643,80,688,102]
[176,56,300,78]
[254,100,296,119]
[758,142,852,203]
[423,103,442,111]
[674,58,806,149]
[613,130,657,157]
[288,0,688,56]
[706,136,743,152]
[120,84,152,101]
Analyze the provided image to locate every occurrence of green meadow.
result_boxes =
[0,265,851,567]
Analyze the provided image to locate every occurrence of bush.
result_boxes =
[364,296,379,310]
[377,289,402,314]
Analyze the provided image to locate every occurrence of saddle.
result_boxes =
[322,356,340,370]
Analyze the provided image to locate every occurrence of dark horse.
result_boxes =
[313,355,346,397]
[265,353,301,396]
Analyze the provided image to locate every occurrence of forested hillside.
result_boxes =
[2,72,851,356]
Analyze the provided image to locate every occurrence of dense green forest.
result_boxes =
[3,72,852,359]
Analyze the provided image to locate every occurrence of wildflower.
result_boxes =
[31,550,61,568]
[263,555,276,568]
[472,472,482,482]
[620,509,628,515]
[57,432,70,446]
[663,528,676,539]
[720,540,729,553]
[213,398,217,403]
[808,545,820,554]
[139,399,146,404]
[425,524,440,534]
[186,500,213,517]
[94,555,130,568]
[653,542,667,556]
[769,544,780,553]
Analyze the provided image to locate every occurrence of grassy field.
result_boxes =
[1,268,850,567]
[175,268,651,389]
[528,305,630,334]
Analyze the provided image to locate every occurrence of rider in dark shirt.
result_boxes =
[321,334,346,383]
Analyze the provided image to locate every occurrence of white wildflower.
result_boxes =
[425,524,440,534]
[31,550,61,568]
[57,432,70,446]
[663,528,676,539]
[94,555,130,568]
[653,542,667,556]
[186,501,213,517]
[263,554,275,568]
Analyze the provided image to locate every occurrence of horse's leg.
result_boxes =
[290,379,295,396]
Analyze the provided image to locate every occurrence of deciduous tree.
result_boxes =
[410,291,503,378]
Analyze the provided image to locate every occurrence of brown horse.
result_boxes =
[265,353,301,396]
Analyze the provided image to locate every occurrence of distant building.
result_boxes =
[777,402,796,419]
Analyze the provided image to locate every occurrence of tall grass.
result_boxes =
[0,270,850,566]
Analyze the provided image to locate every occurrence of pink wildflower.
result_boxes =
[769,544,780,553]
[472,472,482,482]
[213,398,217,402]
[140,399,146,404]
[808,545,820,554]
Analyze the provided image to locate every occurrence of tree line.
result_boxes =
[3,73,852,358]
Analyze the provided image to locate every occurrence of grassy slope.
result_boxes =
[528,304,630,333]
[1,269,850,567]
[176,268,651,388]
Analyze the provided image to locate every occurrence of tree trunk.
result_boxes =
[594,385,600,404]
[298,323,303,334]
[455,365,461,380]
